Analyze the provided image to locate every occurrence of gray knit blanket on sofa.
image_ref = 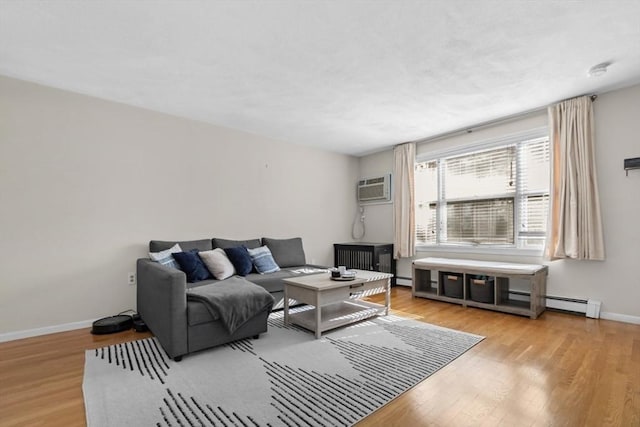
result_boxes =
[186,277,275,334]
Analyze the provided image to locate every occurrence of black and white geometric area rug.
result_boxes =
[83,310,483,426]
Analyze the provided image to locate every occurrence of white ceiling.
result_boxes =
[1,1,640,156]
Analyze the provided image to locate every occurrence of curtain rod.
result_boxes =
[399,93,597,147]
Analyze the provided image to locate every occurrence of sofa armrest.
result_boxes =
[136,258,188,359]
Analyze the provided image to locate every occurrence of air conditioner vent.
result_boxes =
[357,174,391,202]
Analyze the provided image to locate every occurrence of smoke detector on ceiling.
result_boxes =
[587,62,610,77]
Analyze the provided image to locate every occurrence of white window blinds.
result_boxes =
[443,145,516,245]
[415,133,550,250]
[517,137,550,248]
[415,160,437,244]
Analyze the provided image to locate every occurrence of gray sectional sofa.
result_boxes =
[136,236,325,360]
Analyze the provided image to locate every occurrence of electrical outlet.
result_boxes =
[128,272,136,286]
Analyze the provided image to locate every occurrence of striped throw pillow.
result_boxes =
[248,246,280,274]
[149,243,182,270]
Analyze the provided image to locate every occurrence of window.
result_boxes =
[415,131,549,251]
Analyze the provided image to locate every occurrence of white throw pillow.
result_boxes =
[148,243,182,270]
[199,248,235,280]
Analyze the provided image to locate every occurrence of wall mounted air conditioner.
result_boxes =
[357,174,391,202]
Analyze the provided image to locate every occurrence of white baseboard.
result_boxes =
[600,311,640,325]
[0,319,95,343]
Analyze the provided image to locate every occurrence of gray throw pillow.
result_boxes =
[262,237,306,267]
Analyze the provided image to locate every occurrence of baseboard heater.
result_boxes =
[396,277,412,286]
[507,291,601,318]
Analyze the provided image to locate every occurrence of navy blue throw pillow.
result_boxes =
[172,249,212,283]
[224,246,253,276]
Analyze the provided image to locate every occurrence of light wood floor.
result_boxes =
[1,287,638,426]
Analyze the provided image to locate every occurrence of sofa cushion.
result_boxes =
[173,249,212,282]
[248,246,280,274]
[213,238,262,250]
[224,246,253,276]
[148,243,182,270]
[245,270,295,293]
[150,239,212,253]
[198,248,235,280]
[262,237,306,267]
[242,267,323,294]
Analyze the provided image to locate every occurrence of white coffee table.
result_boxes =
[282,269,392,338]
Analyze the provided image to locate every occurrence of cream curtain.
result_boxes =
[393,142,416,259]
[545,95,605,260]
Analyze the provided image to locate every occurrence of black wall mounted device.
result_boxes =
[624,157,640,176]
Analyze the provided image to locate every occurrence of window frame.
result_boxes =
[414,127,549,256]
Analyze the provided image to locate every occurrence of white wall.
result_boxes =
[358,84,640,320]
[0,76,359,335]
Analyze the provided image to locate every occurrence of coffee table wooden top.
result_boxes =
[283,270,392,291]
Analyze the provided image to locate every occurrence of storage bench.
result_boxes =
[412,257,548,319]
